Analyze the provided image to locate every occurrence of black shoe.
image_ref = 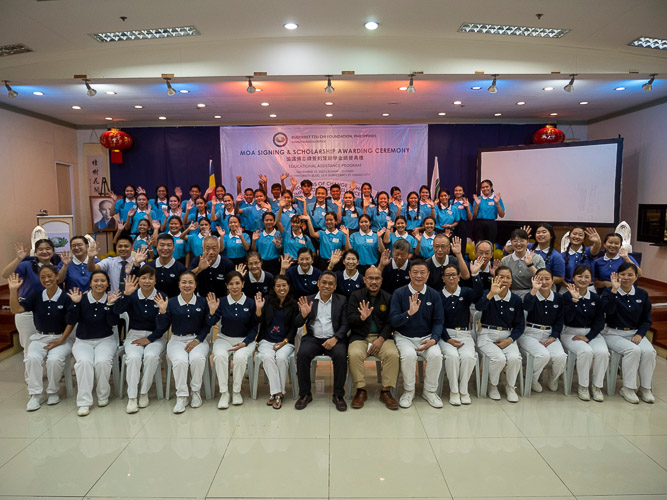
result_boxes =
[294,394,313,410]
[332,395,347,412]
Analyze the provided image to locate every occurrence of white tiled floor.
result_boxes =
[0,352,666,499]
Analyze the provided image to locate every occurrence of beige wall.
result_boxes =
[0,108,82,284]
[588,102,667,283]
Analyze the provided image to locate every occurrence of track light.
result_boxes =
[488,75,498,93]
[163,77,176,96]
[406,74,416,93]
[3,80,18,98]
[642,74,656,91]
[324,75,335,94]
[564,74,576,92]
[82,78,97,97]
[246,77,256,94]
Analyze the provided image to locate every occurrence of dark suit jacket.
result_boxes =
[347,288,393,343]
[295,292,349,342]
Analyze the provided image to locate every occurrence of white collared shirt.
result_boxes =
[324,228,339,235]
[71,255,89,266]
[392,259,409,271]
[422,233,435,240]
[493,291,511,302]
[536,291,555,302]
[343,270,359,281]
[618,286,636,296]
[568,246,584,255]
[227,293,247,305]
[87,291,108,304]
[42,288,63,302]
[603,254,621,261]
[442,286,461,298]
[431,255,449,268]
[155,258,176,269]
[209,255,222,269]
[312,292,334,339]
[359,230,373,237]
[408,284,426,295]
[248,271,266,283]
[297,266,314,276]
[262,229,277,237]
[138,288,157,300]
[177,294,197,306]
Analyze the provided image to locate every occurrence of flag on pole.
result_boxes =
[430,156,440,200]
[208,157,215,189]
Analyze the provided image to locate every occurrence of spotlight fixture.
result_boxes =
[579,101,588,105]
[134,105,143,109]
[563,74,576,93]
[196,103,206,108]
[364,21,379,30]
[324,75,334,94]
[453,100,462,105]
[105,91,116,95]
[283,22,298,30]
[179,89,189,94]
[543,87,554,91]
[213,115,222,119]
[33,91,44,96]
[470,86,482,90]
[325,113,333,117]
[158,116,167,120]
[269,114,277,118]
[163,77,176,96]
[516,101,526,105]
[642,74,657,91]
[324,101,334,106]
[260,102,270,106]
[615,87,626,91]
[550,112,558,116]
[438,112,446,116]
[406,74,416,93]
[382,113,390,116]
[488,75,498,93]
[3,81,18,98]
[83,79,97,97]
[105,117,113,121]
[71,105,82,110]
[247,77,256,94]
[398,86,407,91]
[494,113,502,116]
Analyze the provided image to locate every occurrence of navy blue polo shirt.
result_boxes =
[66,292,119,340]
[153,294,214,343]
[210,294,258,345]
[390,284,444,341]
[286,265,321,297]
[64,256,100,292]
[243,271,275,298]
[335,270,364,297]
[21,288,70,334]
[475,291,525,341]
[189,254,235,298]
[601,286,652,337]
[142,258,186,298]
[440,275,483,339]
[562,290,604,339]
[523,291,565,338]
[113,289,160,332]
[381,259,411,294]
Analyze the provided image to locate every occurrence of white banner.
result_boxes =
[220,124,428,197]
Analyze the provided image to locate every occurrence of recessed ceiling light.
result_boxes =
[364,21,379,30]
[284,22,298,30]
[471,86,482,90]
[71,105,82,110]
[269,114,277,118]
[494,113,502,116]
[134,105,143,109]
[158,116,167,120]
[105,91,116,95]
[550,112,558,116]
[458,23,570,38]
[32,91,44,96]
[197,103,206,108]
[324,101,334,106]
[214,115,222,119]
[543,87,554,91]
[453,100,462,105]
[382,113,390,117]
[325,113,333,117]
[0,43,33,57]
[398,86,407,91]
[105,117,113,120]
[628,36,667,50]
[91,26,200,43]
[615,87,626,91]
[260,102,270,106]
[579,101,589,105]
[516,101,526,105]
[438,112,447,116]
[179,89,189,94]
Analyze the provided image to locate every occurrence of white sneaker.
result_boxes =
[639,387,655,404]
[591,386,604,402]
[578,385,590,401]
[138,394,149,408]
[190,391,202,408]
[173,396,187,414]
[422,391,444,408]
[77,406,90,417]
[399,390,415,408]
[47,394,60,405]
[460,393,471,405]
[126,398,139,414]
[505,385,519,403]
[26,395,43,412]
[531,380,543,393]
[619,386,639,404]
[232,392,243,406]
[547,376,559,392]
[487,384,501,400]
[218,392,230,409]
[98,398,109,407]
[449,392,461,406]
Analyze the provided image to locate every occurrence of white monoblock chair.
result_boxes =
[520,349,571,398]
[606,350,627,396]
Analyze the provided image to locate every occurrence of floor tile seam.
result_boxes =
[81,438,133,498]
[491,399,529,438]
[0,435,37,471]
[414,401,454,499]
[522,436,577,498]
[204,436,233,499]
[618,433,667,473]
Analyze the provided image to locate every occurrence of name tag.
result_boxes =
[298,239,305,244]
[458,206,464,210]
[366,238,374,243]
[488,201,495,206]
[351,213,358,218]
[332,238,339,243]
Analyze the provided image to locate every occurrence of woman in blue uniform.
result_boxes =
[219,215,250,265]
[593,233,642,291]
[328,248,364,297]
[161,216,189,264]
[67,270,121,416]
[113,268,165,414]
[113,184,137,223]
[418,185,435,220]
[154,271,217,414]
[187,218,215,266]
[281,214,315,260]
[530,223,566,288]
[150,185,169,213]
[124,193,159,237]
[242,251,275,299]
[562,265,608,402]
[207,185,227,215]
[211,271,258,409]
[216,193,239,233]
[414,216,437,258]
[340,191,360,231]
[601,263,655,404]
[283,248,322,297]
[561,226,601,284]
[472,179,505,244]
[251,212,282,276]
[303,211,346,271]
[434,189,459,235]
[8,266,73,411]
[401,191,424,231]
[370,191,394,232]
[518,269,568,393]
[451,185,472,243]
[346,214,385,271]
[159,195,184,230]
[383,216,417,257]
[255,275,299,409]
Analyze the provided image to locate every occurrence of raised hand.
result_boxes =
[339,226,349,236]
[106,290,122,306]
[329,249,342,267]
[152,219,161,232]
[186,199,195,211]
[272,233,282,248]
[197,256,211,272]
[494,192,502,202]
[110,190,119,201]
[15,243,26,261]
[379,249,391,268]
[154,293,168,314]
[235,263,247,276]
[280,255,293,273]
[236,176,243,183]
[290,177,297,189]
[473,194,480,204]
[258,174,268,183]
[60,251,72,266]
[206,292,220,314]
[378,227,387,237]
[357,299,374,321]
[134,247,149,265]
[128,207,137,217]
[67,288,83,303]
[524,249,534,266]
[350,180,356,191]
[136,186,146,195]
[174,186,183,199]
[298,296,313,318]
[255,292,265,312]
[531,274,542,292]
[236,193,244,203]
[521,225,532,239]
[470,257,485,275]
[7,273,23,290]
[462,197,469,208]
[280,172,289,181]
[217,227,225,238]
[386,220,395,231]
[188,222,197,232]
[407,293,421,316]
[489,276,503,296]
[412,229,421,241]
[204,186,214,198]
[566,283,580,300]
[610,272,621,291]
[585,227,600,243]
[251,230,260,242]
[123,275,139,296]
[451,236,463,255]
[87,242,99,260]
[162,206,169,216]
[619,248,629,259]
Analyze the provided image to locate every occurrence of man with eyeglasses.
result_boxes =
[347,266,400,410]
[426,234,470,291]
[390,259,445,408]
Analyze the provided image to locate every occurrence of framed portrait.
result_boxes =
[36,215,74,254]
[89,195,117,232]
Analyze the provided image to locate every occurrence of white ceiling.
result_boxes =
[0,0,666,127]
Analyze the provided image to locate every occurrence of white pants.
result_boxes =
[167,335,209,397]
[213,335,256,394]
[25,333,72,396]
[15,311,37,359]
[602,327,656,390]
[257,340,295,395]
[561,327,609,388]
[124,330,166,399]
[72,335,118,407]
[518,328,567,383]
[477,328,522,387]
[394,333,443,393]
[439,330,475,395]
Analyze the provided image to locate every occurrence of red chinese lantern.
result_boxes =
[532,125,565,144]
[100,129,133,163]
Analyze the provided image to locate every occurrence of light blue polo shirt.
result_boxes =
[473,195,504,220]
[349,231,380,266]
[256,230,282,261]
[434,204,458,229]
[418,233,436,258]
[223,232,250,259]
[341,208,360,230]
[389,232,417,255]
[317,229,346,260]
[401,207,423,231]
[282,231,315,259]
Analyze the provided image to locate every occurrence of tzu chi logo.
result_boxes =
[273,132,288,147]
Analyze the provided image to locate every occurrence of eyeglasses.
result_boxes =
[444,273,459,278]
[433,244,449,249]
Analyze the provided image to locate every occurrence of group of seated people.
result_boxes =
[1,176,656,416]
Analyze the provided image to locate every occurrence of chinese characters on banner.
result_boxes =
[83,143,109,195]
